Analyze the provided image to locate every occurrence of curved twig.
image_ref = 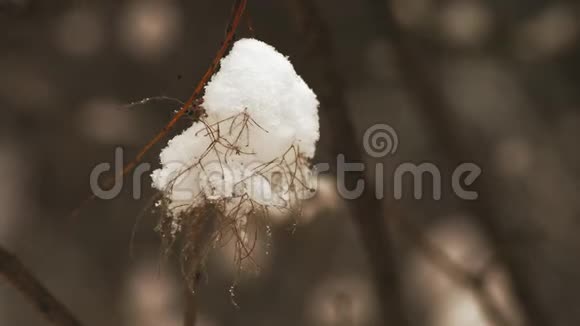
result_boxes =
[121,0,248,178]
[72,0,248,218]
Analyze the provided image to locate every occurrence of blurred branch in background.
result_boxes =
[365,0,550,325]
[0,0,71,16]
[2,0,578,325]
[289,0,410,325]
[289,2,521,325]
[397,217,510,326]
[184,289,197,326]
[0,245,83,326]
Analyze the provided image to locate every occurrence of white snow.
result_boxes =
[151,38,319,217]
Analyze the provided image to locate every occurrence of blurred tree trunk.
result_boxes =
[289,1,411,325]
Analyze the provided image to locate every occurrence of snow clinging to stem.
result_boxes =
[151,38,319,219]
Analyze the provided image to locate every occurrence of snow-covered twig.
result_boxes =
[70,0,248,220]
[0,246,83,326]
[153,37,319,293]
[123,0,246,174]
[130,1,248,325]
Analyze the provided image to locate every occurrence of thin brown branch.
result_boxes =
[135,2,249,324]
[288,0,410,325]
[0,246,83,326]
[122,0,248,178]
[71,0,248,218]
[365,0,549,325]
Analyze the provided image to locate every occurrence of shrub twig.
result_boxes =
[169,2,248,325]
[0,246,83,326]
[71,0,248,218]
[121,0,248,179]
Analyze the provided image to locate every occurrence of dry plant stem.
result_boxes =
[0,246,83,326]
[72,0,248,218]
[123,0,247,324]
[181,205,220,326]
[289,1,410,325]
[366,0,548,325]
[121,0,247,177]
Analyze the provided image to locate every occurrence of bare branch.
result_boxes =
[71,0,248,219]
[121,0,248,177]
[0,246,83,326]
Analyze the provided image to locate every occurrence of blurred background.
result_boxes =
[1,0,579,325]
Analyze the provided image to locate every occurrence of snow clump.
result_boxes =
[151,38,319,224]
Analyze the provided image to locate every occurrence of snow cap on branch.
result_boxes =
[151,38,319,216]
